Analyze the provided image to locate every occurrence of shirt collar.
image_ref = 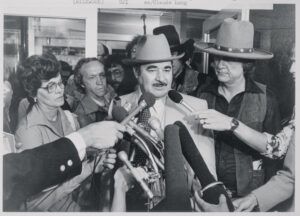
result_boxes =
[136,86,167,112]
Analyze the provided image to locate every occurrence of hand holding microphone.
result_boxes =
[118,151,154,199]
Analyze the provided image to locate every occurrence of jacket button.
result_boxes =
[60,165,66,172]
[67,159,73,167]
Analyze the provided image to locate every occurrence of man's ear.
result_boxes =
[133,67,139,79]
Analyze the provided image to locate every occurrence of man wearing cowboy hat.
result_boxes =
[111,34,216,211]
[153,25,200,95]
[194,18,281,199]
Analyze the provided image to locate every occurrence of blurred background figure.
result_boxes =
[3,65,13,133]
[98,42,110,61]
[59,60,73,86]
[106,54,137,96]
[125,35,143,59]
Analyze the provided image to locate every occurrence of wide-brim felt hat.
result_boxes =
[195,18,273,60]
[153,25,194,53]
[122,34,184,66]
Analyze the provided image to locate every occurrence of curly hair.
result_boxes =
[125,35,144,58]
[73,57,106,93]
[17,54,60,98]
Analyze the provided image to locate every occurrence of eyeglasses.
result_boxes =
[40,81,64,93]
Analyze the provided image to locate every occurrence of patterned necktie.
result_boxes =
[133,107,152,166]
[137,107,151,132]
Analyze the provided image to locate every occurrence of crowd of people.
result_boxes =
[3,18,295,212]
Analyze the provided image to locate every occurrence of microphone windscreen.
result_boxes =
[163,124,191,211]
[175,121,215,186]
[175,121,234,211]
[112,106,128,122]
[168,90,183,104]
[141,92,156,108]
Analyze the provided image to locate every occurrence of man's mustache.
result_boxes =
[153,81,168,86]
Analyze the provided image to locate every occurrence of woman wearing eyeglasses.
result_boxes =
[14,55,116,211]
[15,55,79,151]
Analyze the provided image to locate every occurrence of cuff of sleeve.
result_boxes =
[66,132,86,161]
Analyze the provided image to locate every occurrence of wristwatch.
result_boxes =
[230,118,239,131]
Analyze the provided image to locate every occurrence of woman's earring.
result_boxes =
[34,97,37,103]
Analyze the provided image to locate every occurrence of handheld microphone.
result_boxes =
[174,121,234,212]
[118,151,154,199]
[112,106,164,171]
[163,124,191,211]
[168,90,195,112]
[112,106,162,152]
[121,92,155,125]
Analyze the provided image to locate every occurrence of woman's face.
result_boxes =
[36,74,65,108]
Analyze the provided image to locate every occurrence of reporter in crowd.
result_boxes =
[3,121,125,211]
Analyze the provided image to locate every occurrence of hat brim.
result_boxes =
[122,52,184,66]
[194,43,273,60]
[170,39,194,52]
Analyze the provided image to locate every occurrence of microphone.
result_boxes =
[148,116,164,142]
[168,90,195,112]
[112,106,164,170]
[121,92,155,125]
[112,106,162,152]
[174,121,235,212]
[163,124,191,211]
[118,151,154,199]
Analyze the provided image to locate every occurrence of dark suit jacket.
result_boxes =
[3,137,82,211]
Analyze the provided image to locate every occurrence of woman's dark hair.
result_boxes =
[73,57,106,93]
[17,54,60,98]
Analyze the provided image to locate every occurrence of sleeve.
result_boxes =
[263,89,281,134]
[262,122,294,159]
[25,161,93,211]
[253,137,295,211]
[3,137,82,211]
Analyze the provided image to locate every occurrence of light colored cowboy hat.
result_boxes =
[122,34,184,65]
[195,18,273,60]
[153,25,194,53]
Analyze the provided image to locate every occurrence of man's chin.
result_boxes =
[152,91,168,99]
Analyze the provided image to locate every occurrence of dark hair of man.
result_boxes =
[125,35,144,58]
[73,57,106,93]
[59,60,73,73]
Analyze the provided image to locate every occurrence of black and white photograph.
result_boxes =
[1,0,297,214]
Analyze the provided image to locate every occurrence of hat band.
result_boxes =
[214,44,253,53]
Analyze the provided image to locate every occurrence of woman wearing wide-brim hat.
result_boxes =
[192,18,282,208]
